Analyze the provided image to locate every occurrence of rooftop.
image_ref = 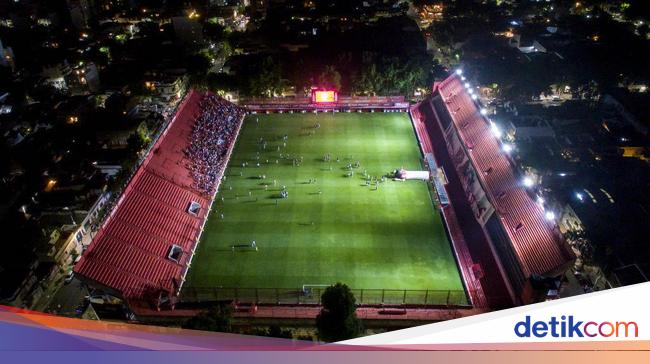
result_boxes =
[74,91,212,302]
[436,74,574,277]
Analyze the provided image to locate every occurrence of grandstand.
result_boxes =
[411,74,575,306]
[73,91,245,310]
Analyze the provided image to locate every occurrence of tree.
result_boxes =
[244,56,286,97]
[204,22,226,41]
[352,56,430,98]
[182,304,233,332]
[249,325,294,339]
[352,63,381,96]
[623,0,650,21]
[126,133,145,153]
[315,283,363,342]
[268,325,293,339]
[104,92,128,116]
[318,65,342,91]
[207,73,237,92]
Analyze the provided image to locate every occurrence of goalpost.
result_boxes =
[231,241,258,252]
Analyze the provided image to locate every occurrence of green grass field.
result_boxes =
[184,112,465,299]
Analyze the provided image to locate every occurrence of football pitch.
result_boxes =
[184,112,466,302]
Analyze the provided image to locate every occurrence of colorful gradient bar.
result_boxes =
[1,304,650,351]
[1,305,650,364]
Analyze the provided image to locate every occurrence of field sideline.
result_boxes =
[183,112,466,298]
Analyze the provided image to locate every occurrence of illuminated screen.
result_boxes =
[312,90,337,103]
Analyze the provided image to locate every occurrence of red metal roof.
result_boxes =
[74,91,219,300]
[435,75,574,277]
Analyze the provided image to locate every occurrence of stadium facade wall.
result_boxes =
[74,91,245,312]
[241,95,409,112]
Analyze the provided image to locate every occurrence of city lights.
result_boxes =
[523,176,534,187]
[545,211,556,221]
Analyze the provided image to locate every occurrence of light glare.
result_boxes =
[491,123,502,138]
[523,177,534,187]
[545,211,556,221]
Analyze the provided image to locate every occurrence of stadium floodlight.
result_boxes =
[455,69,463,75]
[545,211,556,221]
[502,143,513,153]
[480,108,488,115]
[522,176,534,187]
[490,123,502,138]
[576,192,584,201]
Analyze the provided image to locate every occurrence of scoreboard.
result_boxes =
[311,90,338,104]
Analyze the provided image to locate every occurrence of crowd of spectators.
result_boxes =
[186,94,245,195]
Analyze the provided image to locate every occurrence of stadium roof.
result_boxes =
[435,75,574,278]
[74,91,210,302]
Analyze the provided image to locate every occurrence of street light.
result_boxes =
[502,143,513,153]
[545,211,556,221]
[522,176,534,187]
[455,69,463,75]
[490,123,502,138]
[480,108,488,115]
